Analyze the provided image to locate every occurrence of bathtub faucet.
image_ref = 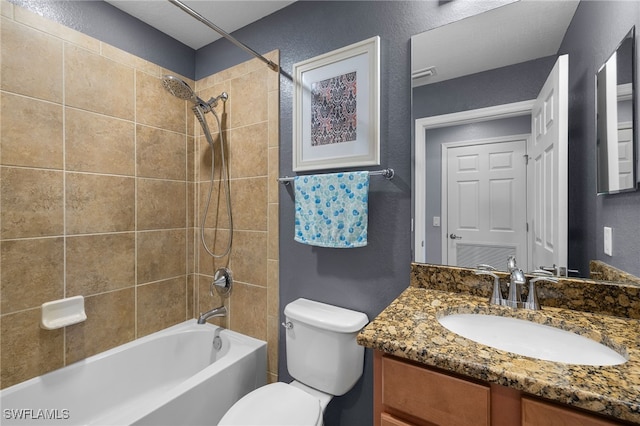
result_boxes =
[197,305,227,324]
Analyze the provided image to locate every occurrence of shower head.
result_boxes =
[162,75,198,103]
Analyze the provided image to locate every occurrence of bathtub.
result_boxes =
[1,320,267,425]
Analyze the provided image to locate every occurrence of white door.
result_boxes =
[446,138,528,269]
[618,126,634,190]
[528,55,568,272]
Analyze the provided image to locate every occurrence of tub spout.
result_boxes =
[197,305,227,324]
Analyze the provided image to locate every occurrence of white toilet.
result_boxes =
[218,298,369,426]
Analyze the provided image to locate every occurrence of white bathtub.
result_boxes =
[1,320,267,425]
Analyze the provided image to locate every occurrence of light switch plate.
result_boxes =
[433,216,440,227]
[604,226,613,256]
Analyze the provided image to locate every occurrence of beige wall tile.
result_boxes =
[136,71,186,133]
[230,70,268,128]
[65,44,134,120]
[65,288,135,364]
[197,134,224,182]
[1,167,64,239]
[187,274,195,319]
[14,6,100,53]
[199,180,231,230]
[1,309,64,388]
[268,203,279,261]
[136,125,186,180]
[1,0,14,18]
[101,43,160,76]
[1,18,63,103]
[267,314,279,375]
[137,179,186,230]
[229,282,266,340]
[268,90,280,148]
[267,259,279,317]
[229,122,268,179]
[137,230,186,284]
[268,147,279,205]
[66,233,135,297]
[66,173,135,234]
[198,229,231,277]
[230,178,267,231]
[65,108,135,175]
[1,238,64,313]
[231,230,267,287]
[1,92,63,169]
[137,277,187,337]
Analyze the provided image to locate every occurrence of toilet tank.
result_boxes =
[284,298,369,396]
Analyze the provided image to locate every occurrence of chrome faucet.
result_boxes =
[197,305,227,324]
[506,256,526,309]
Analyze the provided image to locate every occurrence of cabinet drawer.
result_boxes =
[522,397,619,426]
[382,356,490,426]
[381,412,416,426]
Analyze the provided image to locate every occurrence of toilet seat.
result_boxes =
[218,382,322,426]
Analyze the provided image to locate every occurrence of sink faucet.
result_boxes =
[197,305,227,324]
[506,256,526,309]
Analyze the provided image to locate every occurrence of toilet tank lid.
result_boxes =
[285,298,369,333]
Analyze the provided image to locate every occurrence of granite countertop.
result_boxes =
[357,286,640,423]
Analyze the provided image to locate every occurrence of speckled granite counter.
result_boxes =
[358,265,640,423]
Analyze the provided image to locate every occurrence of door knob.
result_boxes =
[449,233,462,240]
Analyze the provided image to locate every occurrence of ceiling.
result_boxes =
[106,0,296,50]
[412,0,580,86]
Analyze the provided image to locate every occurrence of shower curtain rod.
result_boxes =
[167,0,279,72]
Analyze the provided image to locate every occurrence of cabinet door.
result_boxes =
[382,356,490,426]
[522,397,620,426]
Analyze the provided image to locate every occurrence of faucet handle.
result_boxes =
[475,270,503,306]
[525,276,559,310]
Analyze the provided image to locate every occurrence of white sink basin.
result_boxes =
[437,313,627,366]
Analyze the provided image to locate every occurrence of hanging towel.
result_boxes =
[294,171,369,248]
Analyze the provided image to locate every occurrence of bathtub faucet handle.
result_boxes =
[210,267,233,297]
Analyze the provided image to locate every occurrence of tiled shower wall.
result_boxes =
[0,1,279,389]
[194,52,280,384]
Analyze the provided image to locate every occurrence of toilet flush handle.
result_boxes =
[281,321,293,330]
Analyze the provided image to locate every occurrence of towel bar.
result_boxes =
[278,168,394,184]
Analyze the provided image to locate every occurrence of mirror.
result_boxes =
[411,1,638,282]
[596,27,637,194]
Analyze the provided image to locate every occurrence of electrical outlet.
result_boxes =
[604,227,613,256]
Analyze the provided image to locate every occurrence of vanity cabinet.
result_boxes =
[374,352,622,426]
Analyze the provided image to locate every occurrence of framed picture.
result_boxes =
[293,36,380,172]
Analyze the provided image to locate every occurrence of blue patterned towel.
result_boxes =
[294,171,369,248]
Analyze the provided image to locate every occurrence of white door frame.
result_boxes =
[441,135,530,267]
[414,100,535,262]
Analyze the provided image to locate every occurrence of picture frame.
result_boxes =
[292,36,380,172]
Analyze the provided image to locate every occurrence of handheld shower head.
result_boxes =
[162,75,198,103]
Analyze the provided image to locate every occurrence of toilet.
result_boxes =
[218,298,369,426]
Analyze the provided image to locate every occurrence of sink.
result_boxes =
[437,313,627,366]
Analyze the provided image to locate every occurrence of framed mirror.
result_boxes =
[596,27,637,195]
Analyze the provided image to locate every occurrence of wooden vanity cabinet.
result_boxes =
[374,352,623,426]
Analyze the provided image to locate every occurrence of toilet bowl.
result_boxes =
[218,298,368,426]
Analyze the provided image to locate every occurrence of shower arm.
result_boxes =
[167,0,279,72]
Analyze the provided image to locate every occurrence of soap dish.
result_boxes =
[41,296,87,330]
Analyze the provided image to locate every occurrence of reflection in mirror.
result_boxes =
[411,1,636,282]
[412,1,578,276]
[596,27,637,194]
